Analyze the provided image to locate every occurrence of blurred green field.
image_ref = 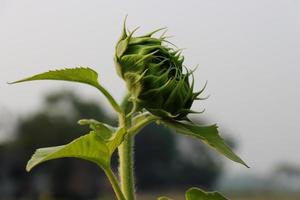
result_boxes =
[230,197,300,200]
[138,195,300,200]
[137,191,300,200]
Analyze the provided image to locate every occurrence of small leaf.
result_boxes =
[79,119,128,154]
[128,112,158,135]
[158,197,173,200]
[107,127,127,154]
[78,119,116,141]
[79,121,127,154]
[163,120,248,167]
[26,131,110,171]
[158,188,228,200]
[186,187,228,200]
[9,67,122,113]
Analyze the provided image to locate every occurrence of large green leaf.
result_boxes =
[9,67,121,113]
[10,67,99,85]
[26,131,110,171]
[163,120,248,167]
[26,117,130,172]
[185,188,228,200]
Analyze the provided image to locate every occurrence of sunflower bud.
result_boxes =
[114,23,202,119]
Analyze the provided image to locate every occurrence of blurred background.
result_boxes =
[0,0,299,199]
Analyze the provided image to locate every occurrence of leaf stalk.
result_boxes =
[104,168,126,200]
[95,83,122,114]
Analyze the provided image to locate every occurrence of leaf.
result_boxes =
[77,120,127,154]
[78,119,116,141]
[163,120,248,167]
[10,67,99,86]
[9,67,122,113]
[26,131,110,171]
[158,197,173,200]
[106,127,127,154]
[128,112,158,135]
[158,188,228,200]
[185,188,228,200]
[79,118,128,154]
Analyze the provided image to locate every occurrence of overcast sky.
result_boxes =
[0,0,299,175]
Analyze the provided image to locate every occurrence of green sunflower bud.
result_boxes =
[114,22,203,120]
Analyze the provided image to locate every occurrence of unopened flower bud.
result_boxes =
[114,22,203,119]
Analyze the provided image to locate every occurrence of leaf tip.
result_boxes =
[244,162,250,168]
[78,119,88,125]
[25,163,33,172]
[236,158,249,168]
[7,80,20,85]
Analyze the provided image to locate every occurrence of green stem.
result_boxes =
[118,135,135,200]
[104,168,126,200]
[118,97,136,200]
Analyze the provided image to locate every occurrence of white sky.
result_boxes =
[0,0,299,175]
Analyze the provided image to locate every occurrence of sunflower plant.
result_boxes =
[10,19,248,200]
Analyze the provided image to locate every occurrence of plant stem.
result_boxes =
[104,168,126,200]
[118,135,135,200]
[118,97,136,200]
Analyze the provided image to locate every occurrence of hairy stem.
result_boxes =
[118,97,136,200]
[104,168,126,200]
[118,135,135,200]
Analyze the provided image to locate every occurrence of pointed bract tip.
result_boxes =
[128,26,141,38]
[121,15,128,39]
[141,27,168,38]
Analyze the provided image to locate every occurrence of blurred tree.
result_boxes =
[0,90,224,199]
[135,123,222,190]
[3,91,113,200]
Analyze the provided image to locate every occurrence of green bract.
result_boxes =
[115,23,202,120]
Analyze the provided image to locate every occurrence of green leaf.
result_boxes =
[185,188,228,200]
[10,67,99,85]
[26,131,110,171]
[9,67,122,113]
[78,119,116,141]
[79,118,128,154]
[107,127,127,154]
[26,118,129,172]
[163,120,248,167]
[158,188,228,200]
[158,197,173,200]
[128,112,158,135]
